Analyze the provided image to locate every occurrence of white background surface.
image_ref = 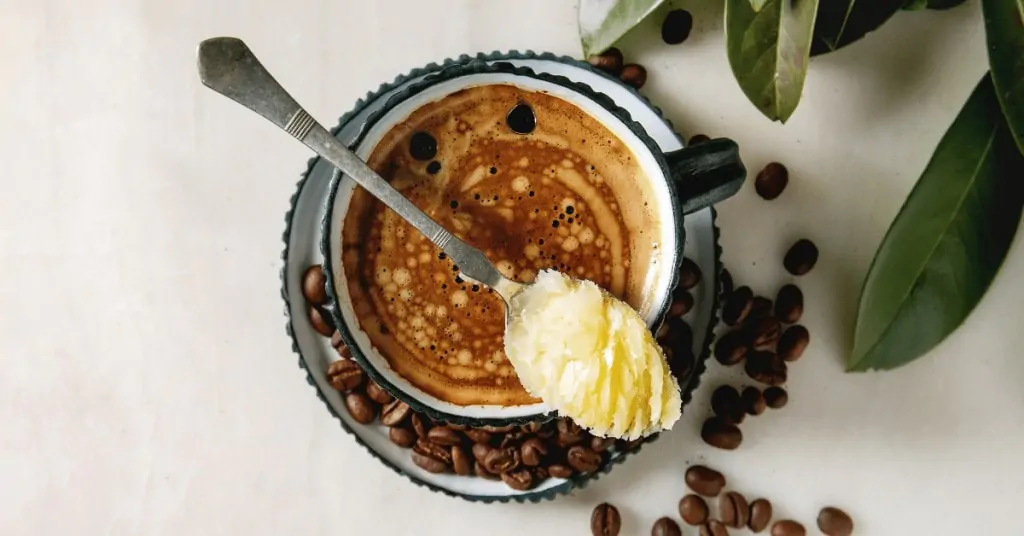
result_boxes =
[2,0,1022,534]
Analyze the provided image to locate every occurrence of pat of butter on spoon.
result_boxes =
[196,37,681,439]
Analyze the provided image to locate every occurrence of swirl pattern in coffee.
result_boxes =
[341,84,662,407]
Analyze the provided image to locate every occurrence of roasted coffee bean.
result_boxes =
[326,359,364,392]
[679,494,709,525]
[590,436,616,453]
[723,286,754,325]
[774,284,804,323]
[388,426,417,448]
[742,386,767,416]
[408,131,437,161]
[411,414,429,438]
[414,439,452,465]
[746,351,787,386]
[330,330,344,349]
[817,507,854,536]
[500,468,535,490]
[662,9,694,44]
[557,418,585,446]
[380,400,412,427]
[451,445,472,476]
[591,503,622,536]
[784,239,818,276]
[499,431,524,449]
[446,423,467,431]
[778,325,810,362]
[301,265,328,305]
[669,291,694,317]
[520,438,548,466]
[685,465,726,497]
[721,268,734,296]
[427,426,462,446]
[764,386,788,408]
[755,162,789,200]
[719,491,750,528]
[365,381,393,404]
[701,417,742,450]
[472,443,493,465]
[771,520,806,536]
[481,425,515,433]
[619,64,647,89]
[678,257,702,289]
[750,316,782,349]
[344,392,376,424]
[411,450,448,474]
[483,447,519,474]
[651,517,682,536]
[548,464,574,479]
[749,297,774,320]
[464,428,493,445]
[711,385,745,424]
[587,47,624,75]
[715,330,750,366]
[567,445,602,473]
[474,461,499,480]
[700,520,729,536]
[533,466,549,481]
[520,421,549,436]
[336,344,352,359]
[308,305,335,337]
[748,498,773,533]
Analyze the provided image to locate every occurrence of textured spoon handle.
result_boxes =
[196,37,519,298]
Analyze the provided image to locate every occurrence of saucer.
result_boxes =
[281,51,722,502]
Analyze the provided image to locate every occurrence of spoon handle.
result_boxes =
[197,37,521,299]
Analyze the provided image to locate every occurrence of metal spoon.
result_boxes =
[196,37,525,310]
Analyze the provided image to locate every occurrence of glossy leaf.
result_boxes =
[726,0,819,123]
[811,0,904,55]
[982,0,1024,153]
[750,0,769,12]
[850,74,1024,372]
[578,0,667,57]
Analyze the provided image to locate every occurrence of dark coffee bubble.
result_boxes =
[409,131,437,161]
[426,161,441,174]
[489,167,497,174]
[450,200,459,209]
[552,220,560,228]
[565,206,574,214]
[506,103,536,134]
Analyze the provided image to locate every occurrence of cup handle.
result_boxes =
[664,138,746,215]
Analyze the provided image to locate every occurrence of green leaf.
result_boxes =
[850,74,1024,372]
[725,0,819,123]
[578,0,667,58]
[811,0,904,56]
[902,0,929,10]
[903,0,967,10]
[982,0,1024,154]
[750,0,769,12]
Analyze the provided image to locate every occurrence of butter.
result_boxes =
[504,269,682,439]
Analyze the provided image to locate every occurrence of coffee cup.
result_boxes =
[321,60,744,427]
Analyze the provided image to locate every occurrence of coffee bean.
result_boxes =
[685,465,726,497]
[764,386,788,408]
[722,286,754,326]
[413,439,452,466]
[590,436,616,453]
[365,381,393,404]
[388,426,416,448]
[719,491,750,528]
[586,47,624,75]
[301,265,328,305]
[481,425,515,433]
[472,442,493,465]
[446,423,467,431]
[817,507,854,536]
[714,330,750,366]
[483,447,520,474]
[308,305,335,337]
[741,386,767,416]
[755,162,789,200]
[669,291,694,317]
[408,131,437,161]
[411,414,429,438]
[619,64,647,89]
[749,296,774,320]
[533,466,549,481]
[567,445,602,473]
[748,498,773,533]
[661,9,694,44]
[774,284,804,323]
[326,359,364,392]
[784,239,818,276]
[557,418,585,447]
[380,400,412,427]
[701,417,742,450]
[336,344,352,359]
[678,257,702,289]
[651,517,682,536]
[330,330,344,348]
[750,316,782,349]
[711,385,745,424]
[721,267,734,296]
[778,325,810,362]
[746,351,787,386]
[520,421,551,437]
[771,520,806,536]
[344,392,376,424]
[474,461,499,480]
[678,494,709,525]
[411,450,448,474]
[520,437,548,466]
[451,445,472,476]
[499,431,524,449]
[464,428,493,445]
[548,464,574,478]
[700,520,729,536]
[500,468,535,490]
[591,503,622,536]
[427,426,462,446]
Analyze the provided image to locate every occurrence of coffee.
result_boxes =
[341,84,661,406]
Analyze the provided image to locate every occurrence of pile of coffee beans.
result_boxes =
[586,47,647,89]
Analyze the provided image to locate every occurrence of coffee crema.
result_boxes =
[341,84,662,407]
